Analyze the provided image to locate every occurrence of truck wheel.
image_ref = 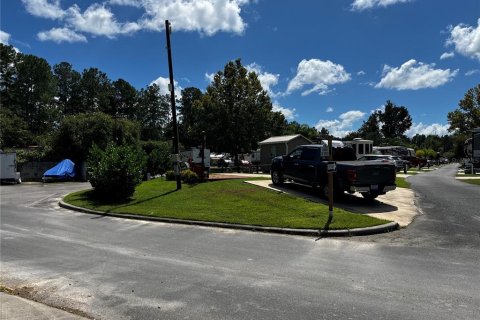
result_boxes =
[271,170,284,185]
[361,192,378,200]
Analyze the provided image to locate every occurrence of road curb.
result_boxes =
[59,200,399,237]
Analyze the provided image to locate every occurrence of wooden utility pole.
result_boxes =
[165,20,181,190]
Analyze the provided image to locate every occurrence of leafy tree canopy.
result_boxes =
[50,112,140,163]
[191,59,285,157]
[380,100,412,139]
[447,84,480,135]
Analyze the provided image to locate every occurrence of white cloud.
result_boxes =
[245,63,280,97]
[440,52,455,60]
[0,30,21,52]
[20,0,251,42]
[0,30,11,45]
[405,123,450,137]
[108,0,142,7]
[272,103,296,120]
[446,19,480,61]
[375,59,458,90]
[465,69,480,76]
[286,59,351,96]
[357,70,366,76]
[351,0,411,11]
[326,107,334,113]
[205,73,215,83]
[138,0,248,36]
[315,110,365,138]
[66,4,140,38]
[150,76,182,97]
[21,0,65,19]
[37,27,87,43]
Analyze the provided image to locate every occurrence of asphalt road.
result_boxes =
[357,164,480,249]
[1,167,479,320]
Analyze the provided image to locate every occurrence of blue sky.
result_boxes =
[1,0,479,137]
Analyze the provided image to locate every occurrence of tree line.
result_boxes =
[1,43,478,165]
[0,44,319,166]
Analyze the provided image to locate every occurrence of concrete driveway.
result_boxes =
[245,180,417,227]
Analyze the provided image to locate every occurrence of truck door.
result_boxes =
[297,147,319,184]
[283,147,303,179]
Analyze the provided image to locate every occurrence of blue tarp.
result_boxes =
[43,159,75,179]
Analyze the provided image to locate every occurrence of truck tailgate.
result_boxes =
[339,161,396,185]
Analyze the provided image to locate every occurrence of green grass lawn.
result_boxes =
[459,179,480,185]
[63,179,389,230]
[406,170,421,175]
[395,177,410,188]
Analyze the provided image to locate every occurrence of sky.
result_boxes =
[1,0,479,138]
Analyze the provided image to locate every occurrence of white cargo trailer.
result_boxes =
[0,151,21,184]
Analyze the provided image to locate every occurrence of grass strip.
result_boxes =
[64,179,388,230]
[459,179,480,185]
[395,177,410,189]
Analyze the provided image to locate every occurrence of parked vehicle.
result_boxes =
[43,159,76,182]
[402,156,427,168]
[270,144,396,200]
[344,138,373,159]
[464,129,480,173]
[0,151,22,184]
[357,154,406,172]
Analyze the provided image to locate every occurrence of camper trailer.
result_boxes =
[464,128,480,173]
[344,138,373,159]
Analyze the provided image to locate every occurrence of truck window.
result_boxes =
[289,148,302,159]
[300,148,318,161]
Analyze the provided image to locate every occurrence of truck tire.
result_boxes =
[361,192,378,200]
[271,170,284,185]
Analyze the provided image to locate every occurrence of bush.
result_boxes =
[181,169,198,184]
[141,141,172,176]
[165,170,175,181]
[87,143,146,200]
[165,169,198,184]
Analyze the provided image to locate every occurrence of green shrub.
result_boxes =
[165,170,175,181]
[164,169,198,184]
[181,169,198,184]
[141,141,172,176]
[87,143,146,200]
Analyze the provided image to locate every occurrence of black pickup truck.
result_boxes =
[270,144,396,200]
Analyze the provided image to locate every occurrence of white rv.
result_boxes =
[344,138,373,159]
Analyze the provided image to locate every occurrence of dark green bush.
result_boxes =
[87,143,146,200]
[181,169,198,184]
[141,140,172,176]
[165,169,198,184]
[165,170,175,181]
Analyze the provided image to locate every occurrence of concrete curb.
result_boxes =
[0,292,90,320]
[59,201,399,237]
